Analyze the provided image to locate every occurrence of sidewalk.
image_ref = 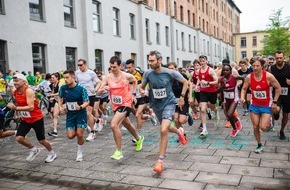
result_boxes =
[0,107,289,190]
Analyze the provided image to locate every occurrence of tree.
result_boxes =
[261,8,290,57]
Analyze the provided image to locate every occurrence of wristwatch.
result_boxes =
[180,94,185,98]
[272,100,277,104]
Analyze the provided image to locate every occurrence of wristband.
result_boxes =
[132,93,136,96]
[272,101,277,104]
[80,105,83,110]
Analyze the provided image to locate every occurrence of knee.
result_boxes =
[38,139,46,144]
[200,107,206,113]
[16,136,24,143]
[110,123,118,130]
[160,127,169,136]
[67,134,75,139]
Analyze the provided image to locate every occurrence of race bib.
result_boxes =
[112,95,122,104]
[253,91,267,99]
[152,88,167,99]
[201,82,209,88]
[281,87,288,96]
[18,111,31,118]
[224,91,234,99]
[66,102,78,111]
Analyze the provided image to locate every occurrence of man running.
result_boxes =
[140,50,187,174]
[58,70,89,161]
[7,74,56,163]
[240,57,281,153]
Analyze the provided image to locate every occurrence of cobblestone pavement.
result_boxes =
[0,107,289,190]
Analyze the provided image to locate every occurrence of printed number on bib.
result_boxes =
[66,102,78,111]
[19,111,31,118]
[281,87,288,96]
[201,82,210,88]
[224,91,234,99]
[253,91,267,99]
[152,88,167,99]
[112,95,122,104]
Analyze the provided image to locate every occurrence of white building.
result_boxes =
[0,0,241,74]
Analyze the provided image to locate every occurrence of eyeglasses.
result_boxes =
[77,64,83,67]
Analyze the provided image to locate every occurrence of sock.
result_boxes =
[77,144,83,153]
[14,130,17,136]
[49,150,54,154]
[202,124,207,132]
[53,129,57,133]
[31,146,37,152]
[158,155,165,162]
[258,143,262,147]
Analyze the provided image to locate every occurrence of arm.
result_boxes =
[240,75,250,103]
[268,73,281,102]
[209,68,218,85]
[97,75,109,95]
[9,89,35,111]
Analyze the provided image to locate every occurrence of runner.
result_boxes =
[58,70,89,161]
[240,57,281,153]
[7,73,57,163]
[140,50,187,174]
[98,56,144,160]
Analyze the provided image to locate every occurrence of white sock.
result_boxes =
[31,146,37,152]
[53,129,57,133]
[77,144,83,153]
[202,124,207,132]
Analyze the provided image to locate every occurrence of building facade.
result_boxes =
[234,31,268,63]
[0,0,241,74]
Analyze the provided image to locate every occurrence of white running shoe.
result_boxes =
[45,152,57,163]
[76,151,83,162]
[26,147,41,162]
[96,118,104,132]
[86,132,96,142]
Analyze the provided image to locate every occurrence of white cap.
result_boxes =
[13,73,27,81]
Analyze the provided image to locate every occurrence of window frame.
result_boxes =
[113,7,120,36]
[129,13,136,39]
[145,18,151,43]
[32,43,46,74]
[29,0,44,21]
[240,37,247,47]
[95,49,103,72]
[0,0,4,14]
[65,47,76,71]
[156,22,160,45]
[92,0,102,33]
[63,0,75,27]
[165,26,169,46]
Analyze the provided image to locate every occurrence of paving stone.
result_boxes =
[220,156,260,166]
[158,179,205,190]
[0,181,23,188]
[29,172,46,177]
[90,161,127,173]
[240,176,290,189]
[127,185,151,190]
[260,159,290,169]
[195,172,241,186]
[57,168,94,178]
[205,184,254,190]
[240,145,276,153]
[274,168,290,179]
[213,149,250,158]
[119,165,156,177]
[276,146,290,154]
[184,155,222,163]
[266,141,290,147]
[189,162,231,173]
[250,152,288,161]
[121,175,163,187]
[229,165,273,177]
[181,148,215,155]
[87,171,127,182]
[157,168,198,181]
[122,158,156,167]
[90,179,111,187]
[161,160,193,170]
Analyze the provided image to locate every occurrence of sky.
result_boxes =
[234,0,290,33]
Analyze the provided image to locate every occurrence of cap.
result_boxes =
[13,73,27,81]
[268,55,274,60]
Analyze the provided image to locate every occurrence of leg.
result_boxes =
[250,112,261,144]
[110,110,127,150]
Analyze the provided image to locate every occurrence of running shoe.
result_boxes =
[236,120,243,131]
[26,147,41,162]
[96,118,104,132]
[153,160,163,174]
[207,109,212,120]
[45,152,57,163]
[279,130,286,140]
[193,112,199,120]
[136,136,144,152]
[198,123,203,132]
[47,131,58,137]
[177,127,187,145]
[76,151,83,162]
[149,114,158,126]
[224,120,231,128]
[243,110,249,116]
[233,110,239,118]
[188,114,194,126]
[86,132,96,142]
[230,129,239,137]
[254,145,263,154]
[199,130,208,139]
[110,150,123,160]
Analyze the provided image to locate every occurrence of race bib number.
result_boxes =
[224,91,234,99]
[66,102,78,111]
[201,82,209,88]
[281,87,288,96]
[19,111,31,118]
[152,88,167,99]
[112,95,122,104]
[253,91,267,99]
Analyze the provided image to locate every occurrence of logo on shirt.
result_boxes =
[256,85,261,89]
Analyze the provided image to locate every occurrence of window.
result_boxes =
[95,49,103,71]
[155,0,159,11]
[206,21,208,33]
[0,0,4,14]
[206,3,208,15]
[176,30,179,49]
[202,19,205,31]
[240,37,246,47]
[113,8,120,36]
[241,51,247,58]
[214,44,217,57]
[66,47,76,71]
[32,43,46,74]
[189,35,192,51]
[129,13,135,39]
[156,23,160,44]
[252,36,257,47]
[115,51,122,60]
[29,0,44,21]
[165,26,169,46]
[252,50,257,57]
[64,0,74,27]
[207,41,209,55]
[187,10,190,25]
[131,53,136,63]
[174,1,177,17]
[165,0,169,15]
[192,13,195,27]
[202,0,204,12]
[0,40,7,73]
[181,32,185,50]
[92,1,102,32]
[180,6,183,21]
[145,18,150,43]
[193,36,196,52]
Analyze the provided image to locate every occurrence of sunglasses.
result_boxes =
[77,64,83,67]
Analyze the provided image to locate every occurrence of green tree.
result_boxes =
[261,8,290,57]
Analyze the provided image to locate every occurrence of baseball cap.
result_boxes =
[13,73,27,81]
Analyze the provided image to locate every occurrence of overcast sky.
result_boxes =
[234,0,290,33]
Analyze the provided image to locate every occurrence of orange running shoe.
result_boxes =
[225,120,231,128]
[193,112,199,120]
[233,110,239,118]
[153,160,163,174]
[178,127,187,145]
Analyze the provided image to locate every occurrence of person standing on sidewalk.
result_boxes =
[269,50,290,140]
[240,57,281,153]
[7,73,57,163]
[58,70,89,162]
[75,59,102,142]
[98,56,144,160]
[140,50,187,174]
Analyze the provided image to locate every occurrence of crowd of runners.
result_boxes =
[0,50,289,174]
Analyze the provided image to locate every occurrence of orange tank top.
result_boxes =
[108,72,132,111]
[14,87,43,123]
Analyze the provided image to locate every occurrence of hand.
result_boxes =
[178,98,185,111]
[239,98,245,104]
[132,96,137,105]
[7,102,16,110]
[286,78,290,85]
